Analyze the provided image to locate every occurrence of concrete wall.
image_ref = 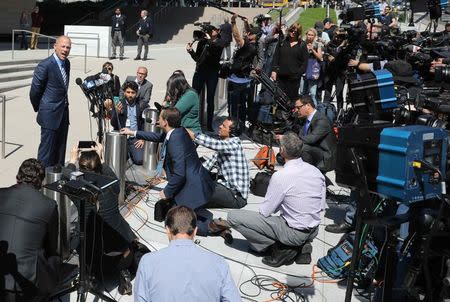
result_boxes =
[0,1,36,35]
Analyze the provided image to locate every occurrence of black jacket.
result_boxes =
[137,17,153,36]
[110,98,146,131]
[0,183,59,294]
[299,111,337,172]
[111,14,127,35]
[189,37,225,73]
[220,22,232,45]
[272,39,309,80]
[231,40,258,78]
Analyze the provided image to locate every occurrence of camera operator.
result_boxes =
[227,14,260,125]
[187,22,225,132]
[66,143,140,296]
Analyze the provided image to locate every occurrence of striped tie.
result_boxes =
[60,62,68,87]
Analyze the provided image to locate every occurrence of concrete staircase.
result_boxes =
[0,59,39,94]
[153,7,271,43]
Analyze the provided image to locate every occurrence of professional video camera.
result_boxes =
[192,21,217,41]
[339,1,381,23]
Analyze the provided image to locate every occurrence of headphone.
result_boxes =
[228,117,242,138]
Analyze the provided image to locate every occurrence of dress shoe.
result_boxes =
[208,218,231,235]
[134,56,141,60]
[118,269,132,295]
[262,242,298,267]
[325,221,354,234]
[295,242,312,264]
[220,229,233,245]
[120,56,124,61]
[142,57,148,61]
[109,56,116,60]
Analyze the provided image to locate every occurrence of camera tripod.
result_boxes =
[46,181,117,302]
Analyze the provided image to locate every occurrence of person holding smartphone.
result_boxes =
[110,81,147,165]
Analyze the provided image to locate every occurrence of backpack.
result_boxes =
[316,102,337,124]
[250,171,273,197]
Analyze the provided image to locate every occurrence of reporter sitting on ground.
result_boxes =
[226,132,326,267]
[66,143,139,296]
[164,71,202,133]
[134,205,241,302]
[187,117,249,209]
[278,96,336,173]
[109,81,147,165]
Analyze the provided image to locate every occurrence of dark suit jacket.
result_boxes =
[0,184,59,294]
[300,110,337,172]
[110,98,146,131]
[120,76,153,111]
[30,55,70,130]
[136,128,214,209]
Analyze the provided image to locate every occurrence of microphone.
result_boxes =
[75,78,83,85]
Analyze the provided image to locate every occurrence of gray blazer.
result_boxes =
[120,76,153,111]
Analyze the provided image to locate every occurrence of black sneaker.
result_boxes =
[118,269,132,295]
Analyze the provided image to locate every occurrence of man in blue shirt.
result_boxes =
[134,205,241,302]
[111,81,146,165]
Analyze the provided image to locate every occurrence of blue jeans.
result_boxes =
[227,81,252,124]
[299,77,319,106]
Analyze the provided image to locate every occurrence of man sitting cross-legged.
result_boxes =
[226,132,326,267]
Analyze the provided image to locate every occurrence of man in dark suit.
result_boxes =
[111,81,147,165]
[135,9,153,61]
[110,7,127,60]
[0,159,59,301]
[294,96,336,173]
[30,35,71,168]
[121,108,215,235]
[121,66,152,111]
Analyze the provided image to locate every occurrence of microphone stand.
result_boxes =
[46,181,116,302]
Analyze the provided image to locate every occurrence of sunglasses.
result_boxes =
[106,67,113,71]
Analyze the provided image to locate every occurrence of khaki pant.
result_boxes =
[30,26,41,49]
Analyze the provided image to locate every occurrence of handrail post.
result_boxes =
[1,95,6,159]
[11,30,15,60]
[84,44,87,74]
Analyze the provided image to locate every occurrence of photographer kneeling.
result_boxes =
[66,143,145,296]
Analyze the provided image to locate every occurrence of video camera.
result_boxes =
[192,21,216,41]
[339,2,381,23]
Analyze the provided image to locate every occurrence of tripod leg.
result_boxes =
[89,288,118,302]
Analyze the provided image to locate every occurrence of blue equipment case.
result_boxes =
[377,125,448,203]
[349,69,397,112]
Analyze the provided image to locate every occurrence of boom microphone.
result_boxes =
[75,77,83,85]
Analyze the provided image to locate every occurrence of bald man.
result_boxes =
[30,35,72,167]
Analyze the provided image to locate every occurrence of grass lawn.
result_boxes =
[268,7,290,21]
[297,7,337,31]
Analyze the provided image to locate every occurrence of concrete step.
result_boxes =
[0,59,41,67]
[153,7,270,43]
[0,70,34,83]
[0,78,32,94]
[0,64,37,74]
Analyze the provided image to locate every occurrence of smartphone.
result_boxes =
[78,141,96,149]
[113,96,120,106]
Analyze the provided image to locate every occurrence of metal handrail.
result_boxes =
[11,30,88,73]
[1,95,5,159]
[99,0,127,20]
[73,11,96,25]
[154,0,178,23]
[66,31,100,58]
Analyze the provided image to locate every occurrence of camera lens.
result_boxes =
[435,65,450,83]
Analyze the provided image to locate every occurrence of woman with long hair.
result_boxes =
[165,71,202,133]
[270,22,309,101]
[300,28,323,106]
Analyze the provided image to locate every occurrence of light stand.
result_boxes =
[46,180,117,302]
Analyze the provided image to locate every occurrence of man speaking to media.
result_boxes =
[30,35,71,168]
